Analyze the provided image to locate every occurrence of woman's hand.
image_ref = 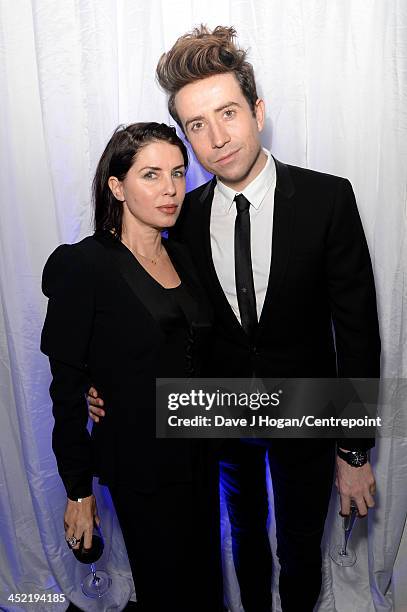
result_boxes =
[64,494,100,550]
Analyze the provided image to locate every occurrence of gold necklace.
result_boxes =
[133,246,164,265]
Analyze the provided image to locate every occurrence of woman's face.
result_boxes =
[109,140,186,231]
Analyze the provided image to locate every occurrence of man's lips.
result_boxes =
[214,149,240,165]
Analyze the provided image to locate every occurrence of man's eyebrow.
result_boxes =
[214,101,241,113]
[185,102,241,130]
[138,164,185,171]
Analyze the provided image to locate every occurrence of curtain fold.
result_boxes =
[0,1,406,610]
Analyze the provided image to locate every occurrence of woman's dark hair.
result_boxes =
[92,122,189,239]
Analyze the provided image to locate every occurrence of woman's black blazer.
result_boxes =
[41,232,212,499]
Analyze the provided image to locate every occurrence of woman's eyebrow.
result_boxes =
[138,164,185,171]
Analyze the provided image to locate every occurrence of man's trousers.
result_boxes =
[220,439,336,612]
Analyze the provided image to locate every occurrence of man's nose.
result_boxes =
[209,122,231,148]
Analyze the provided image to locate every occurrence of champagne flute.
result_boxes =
[329,501,358,567]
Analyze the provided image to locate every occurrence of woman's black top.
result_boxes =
[41,231,213,500]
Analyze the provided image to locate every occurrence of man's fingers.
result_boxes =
[87,396,105,408]
[89,406,105,418]
[369,482,376,496]
[86,390,106,423]
[354,497,368,518]
[339,494,351,516]
[364,490,375,509]
[89,387,98,398]
[86,387,105,408]
[336,457,376,517]
[340,495,373,518]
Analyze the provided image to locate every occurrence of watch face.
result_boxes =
[348,451,367,466]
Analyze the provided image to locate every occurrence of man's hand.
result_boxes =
[335,453,376,517]
[64,494,100,550]
[87,386,105,423]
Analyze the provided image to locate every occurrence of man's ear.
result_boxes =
[254,98,265,133]
[108,176,125,202]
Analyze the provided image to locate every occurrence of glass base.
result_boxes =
[81,569,112,598]
[330,543,357,567]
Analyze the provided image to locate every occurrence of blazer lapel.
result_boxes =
[93,232,164,330]
[258,157,295,330]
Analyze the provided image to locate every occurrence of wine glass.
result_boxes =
[329,501,358,567]
[69,524,112,598]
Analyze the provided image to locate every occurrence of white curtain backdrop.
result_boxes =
[0,1,406,611]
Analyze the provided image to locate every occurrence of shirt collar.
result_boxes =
[216,148,276,213]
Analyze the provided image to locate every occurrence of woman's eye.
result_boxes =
[172,170,185,178]
[143,171,157,179]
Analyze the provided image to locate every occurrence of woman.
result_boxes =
[41,123,223,611]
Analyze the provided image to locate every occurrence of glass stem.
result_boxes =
[91,564,99,585]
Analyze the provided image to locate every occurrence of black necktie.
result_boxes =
[234,193,257,338]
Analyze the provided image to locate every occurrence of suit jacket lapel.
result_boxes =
[258,157,295,330]
[197,177,248,340]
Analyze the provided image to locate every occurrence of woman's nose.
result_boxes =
[163,175,176,195]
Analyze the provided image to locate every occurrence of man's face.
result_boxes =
[175,73,266,192]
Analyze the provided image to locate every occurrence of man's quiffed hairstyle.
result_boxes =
[156,25,258,129]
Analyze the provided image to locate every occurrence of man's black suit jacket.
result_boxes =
[172,157,381,451]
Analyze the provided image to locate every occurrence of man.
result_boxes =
[89,25,380,612]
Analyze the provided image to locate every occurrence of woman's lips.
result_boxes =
[157,205,178,215]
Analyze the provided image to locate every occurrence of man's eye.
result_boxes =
[191,121,204,131]
[224,109,235,119]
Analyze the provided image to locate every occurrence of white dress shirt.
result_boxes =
[210,148,277,323]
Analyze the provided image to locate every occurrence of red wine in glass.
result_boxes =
[69,525,112,598]
[72,533,104,564]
